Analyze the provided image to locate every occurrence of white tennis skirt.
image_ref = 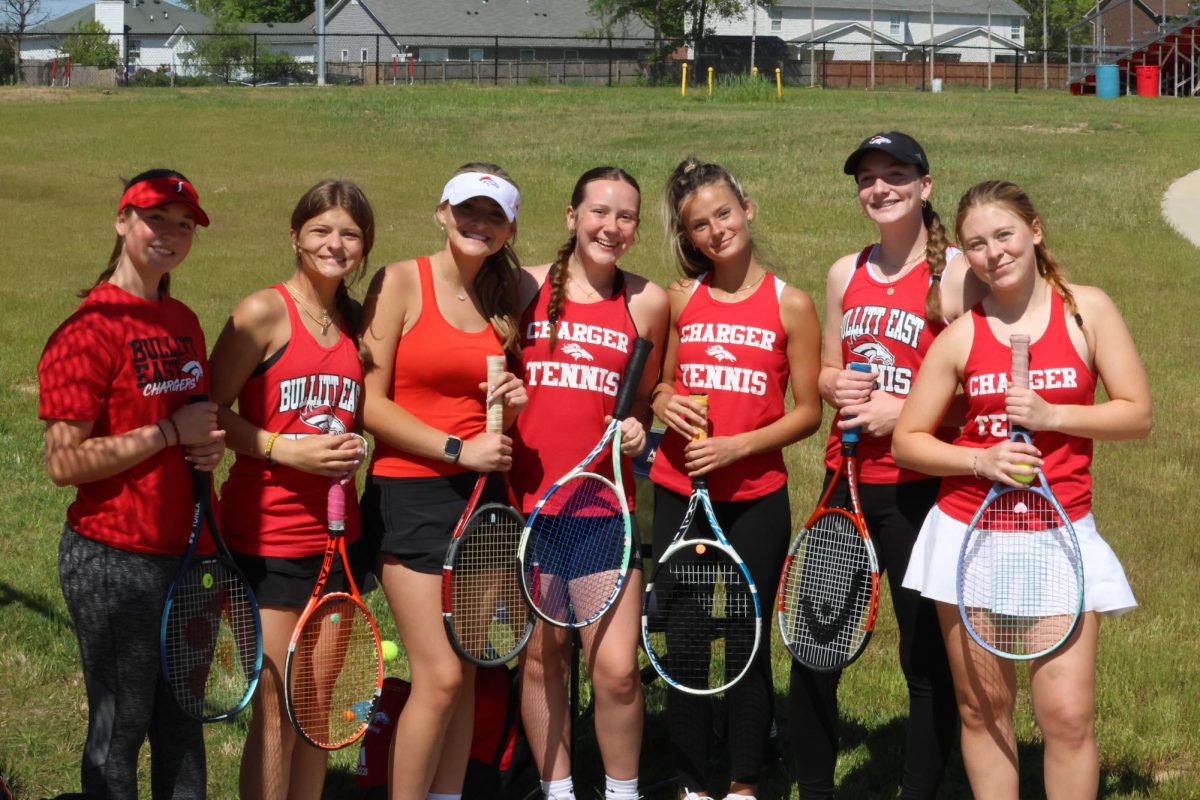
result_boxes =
[901,506,1137,616]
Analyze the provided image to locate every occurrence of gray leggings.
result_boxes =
[59,526,206,799]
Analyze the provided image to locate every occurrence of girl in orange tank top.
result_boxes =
[359,163,528,800]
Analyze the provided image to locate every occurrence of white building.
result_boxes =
[711,0,1028,63]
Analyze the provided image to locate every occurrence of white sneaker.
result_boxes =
[723,796,757,800]
[681,792,705,800]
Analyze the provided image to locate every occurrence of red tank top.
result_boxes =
[823,245,956,483]
[370,256,505,478]
[937,292,1095,523]
[510,270,640,514]
[650,273,790,501]
[220,284,363,557]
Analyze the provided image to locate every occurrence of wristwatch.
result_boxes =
[442,435,463,464]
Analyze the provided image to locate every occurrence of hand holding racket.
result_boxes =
[442,355,534,666]
[285,479,384,749]
[778,362,880,671]
[956,334,1084,660]
[642,396,762,695]
[160,396,263,722]
[519,337,654,628]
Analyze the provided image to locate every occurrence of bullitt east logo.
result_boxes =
[299,396,349,434]
[131,336,203,396]
[561,343,594,362]
[849,336,895,366]
[706,345,737,363]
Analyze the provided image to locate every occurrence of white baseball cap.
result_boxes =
[439,171,520,222]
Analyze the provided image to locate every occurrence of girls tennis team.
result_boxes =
[38,131,1152,800]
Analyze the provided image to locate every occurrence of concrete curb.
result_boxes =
[1162,169,1200,249]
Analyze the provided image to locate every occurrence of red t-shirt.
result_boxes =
[510,271,640,514]
[219,285,364,557]
[651,273,790,502]
[370,256,505,479]
[824,245,958,483]
[937,292,1095,523]
[38,281,211,555]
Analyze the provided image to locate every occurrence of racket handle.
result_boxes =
[690,393,709,441]
[186,394,210,495]
[843,362,874,445]
[612,337,654,421]
[486,355,506,435]
[1010,334,1031,390]
[328,480,346,533]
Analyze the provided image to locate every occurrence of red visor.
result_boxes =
[119,176,210,227]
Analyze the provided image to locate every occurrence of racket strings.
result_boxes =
[780,513,875,670]
[450,507,528,662]
[524,476,627,626]
[645,546,758,693]
[163,560,258,719]
[288,598,381,748]
[961,490,1083,657]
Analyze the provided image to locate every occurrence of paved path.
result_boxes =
[1163,169,1200,248]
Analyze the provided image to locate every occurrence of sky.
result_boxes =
[40,1,94,23]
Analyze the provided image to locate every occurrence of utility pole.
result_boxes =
[1043,0,1048,88]
[869,0,875,89]
[316,0,326,85]
[749,0,757,75]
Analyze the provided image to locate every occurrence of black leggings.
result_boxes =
[653,485,791,793]
[788,477,958,800]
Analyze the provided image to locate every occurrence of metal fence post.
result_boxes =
[494,36,499,86]
[608,36,613,86]
[124,31,130,85]
[921,45,927,91]
[1014,47,1020,93]
[253,33,258,86]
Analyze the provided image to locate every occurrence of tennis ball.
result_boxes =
[342,709,356,722]
[694,543,707,555]
[1013,465,1036,484]
[381,640,399,661]
[329,613,341,625]
[201,573,213,589]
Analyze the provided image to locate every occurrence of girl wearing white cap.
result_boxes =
[38,168,224,798]
[360,162,528,800]
[789,131,984,799]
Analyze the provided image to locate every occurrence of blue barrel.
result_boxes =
[1095,64,1120,98]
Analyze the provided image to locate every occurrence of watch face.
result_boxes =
[444,436,463,461]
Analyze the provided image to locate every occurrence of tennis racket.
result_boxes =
[518,337,654,628]
[956,334,1084,660]
[778,362,880,671]
[641,396,762,695]
[442,355,533,666]
[285,478,385,749]
[160,398,263,722]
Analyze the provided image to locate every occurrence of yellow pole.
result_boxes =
[681,63,688,96]
[707,66,714,98]
[752,66,758,79]
[775,67,782,99]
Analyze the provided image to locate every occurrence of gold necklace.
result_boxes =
[873,250,925,295]
[284,282,333,335]
[722,271,766,296]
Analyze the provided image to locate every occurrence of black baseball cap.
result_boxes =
[843,131,929,177]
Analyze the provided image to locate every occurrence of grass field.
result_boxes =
[1,83,1199,799]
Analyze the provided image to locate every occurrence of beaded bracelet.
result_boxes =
[971,451,982,480]
[164,417,182,447]
[264,431,281,464]
[154,421,170,448]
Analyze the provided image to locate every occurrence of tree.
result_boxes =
[180,0,314,23]
[185,14,254,82]
[1014,0,1103,53]
[61,19,119,67]
[2,0,49,77]
[590,0,751,81]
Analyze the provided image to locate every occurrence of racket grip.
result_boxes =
[486,355,506,435]
[690,393,709,441]
[1010,335,1031,390]
[186,394,211,494]
[843,362,873,445]
[612,337,654,421]
[328,480,346,532]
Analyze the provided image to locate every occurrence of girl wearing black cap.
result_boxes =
[787,133,986,799]
[38,169,224,798]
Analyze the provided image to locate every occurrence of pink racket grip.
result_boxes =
[1009,334,1031,390]
[327,480,347,531]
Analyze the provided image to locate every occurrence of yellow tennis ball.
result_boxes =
[1013,465,1035,484]
[381,640,399,661]
[694,543,707,555]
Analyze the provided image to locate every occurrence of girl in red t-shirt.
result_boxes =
[360,163,527,800]
[894,181,1151,799]
[511,167,669,800]
[208,181,374,800]
[650,158,823,800]
[39,169,224,798]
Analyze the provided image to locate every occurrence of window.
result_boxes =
[420,47,449,61]
[1011,17,1021,39]
[520,49,535,61]
[340,48,348,62]
[127,39,141,60]
[360,48,368,62]
[469,47,485,62]
[563,49,578,60]
[890,14,905,36]
[769,8,781,32]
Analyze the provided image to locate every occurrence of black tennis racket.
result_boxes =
[641,397,762,695]
[518,337,654,629]
[442,355,533,666]
[160,398,263,721]
[956,334,1084,660]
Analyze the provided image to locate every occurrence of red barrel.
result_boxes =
[1136,64,1160,97]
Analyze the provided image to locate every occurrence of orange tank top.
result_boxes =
[370,256,505,478]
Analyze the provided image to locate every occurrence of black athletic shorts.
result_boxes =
[232,533,377,609]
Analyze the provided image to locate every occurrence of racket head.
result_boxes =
[443,501,534,666]
[642,535,761,695]
[956,483,1084,660]
[160,555,263,721]
[778,508,880,671]
[285,592,384,749]
[519,465,633,629]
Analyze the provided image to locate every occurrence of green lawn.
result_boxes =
[1,83,1198,799]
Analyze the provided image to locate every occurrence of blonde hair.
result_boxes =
[660,156,754,278]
